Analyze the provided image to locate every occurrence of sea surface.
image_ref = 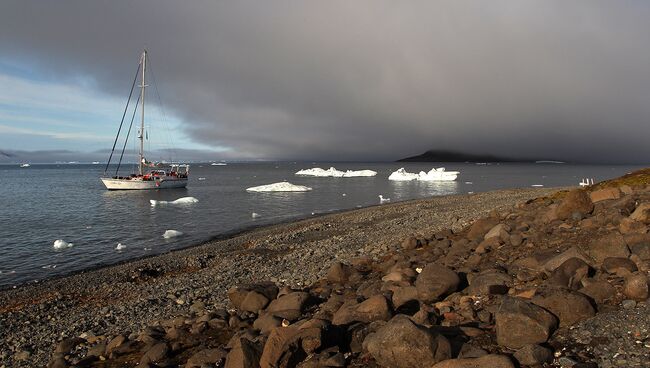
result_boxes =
[0,162,643,288]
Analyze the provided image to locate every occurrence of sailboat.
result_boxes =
[101,50,189,190]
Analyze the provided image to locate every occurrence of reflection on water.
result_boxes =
[390,180,459,200]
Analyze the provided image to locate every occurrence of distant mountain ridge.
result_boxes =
[397,150,549,163]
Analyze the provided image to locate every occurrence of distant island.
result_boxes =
[397,149,564,163]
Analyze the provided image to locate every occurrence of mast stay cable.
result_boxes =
[116,92,141,176]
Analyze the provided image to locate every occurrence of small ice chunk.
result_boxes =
[531,184,544,187]
[246,182,312,192]
[150,197,199,206]
[53,239,73,249]
[379,195,391,203]
[252,212,261,219]
[163,230,184,239]
[116,243,126,250]
[198,177,206,181]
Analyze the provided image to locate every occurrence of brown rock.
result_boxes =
[54,337,85,354]
[586,232,630,264]
[547,258,590,290]
[401,236,420,250]
[531,288,595,327]
[466,269,512,295]
[630,203,650,223]
[326,262,360,284]
[392,286,419,310]
[240,291,271,313]
[623,273,649,301]
[225,337,263,368]
[619,218,647,235]
[509,233,524,246]
[495,297,557,349]
[47,356,68,368]
[364,315,451,368]
[484,223,510,241]
[266,292,310,321]
[332,295,392,325]
[259,319,327,368]
[513,344,554,366]
[431,354,515,368]
[543,247,592,272]
[140,342,169,364]
[228,282,278,310]
[105,335,126,355]
[467,218,500,241]
[602,257,638,275]
[415,263,460,303]
[579,280,616,304]
[590,188,621,203]
[253,312,282,335]
[556,189,594,220]
[187,348,227,368]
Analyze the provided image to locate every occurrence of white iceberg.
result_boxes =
[116,243,126,250]
[388,167,459,181]
[150,197,199,206]
[252,212,261,218]
[295,167,377,177]
[246,182,312,192]
[53,239,74,249]
[163,230,184,239]
[211,162,227,166]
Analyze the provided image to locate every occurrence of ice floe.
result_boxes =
[388,167,459,181]
[42,264,57,269]
[116,243,126,250]
[379,195,391,203]
[295,167,377,177]
[198,177,206,181]
[246,182,312,192]
[53,239,74,249]
[163,230,184,239]
[150,197,199,206]
[252,212,261,219]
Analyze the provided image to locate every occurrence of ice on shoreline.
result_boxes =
[388,167,459,181]
[246,182,312,192]
[53,239,73,250]
[150,197,199,206]
[163,230,184,239]
[295,167,377,177]
[116,243,126,250]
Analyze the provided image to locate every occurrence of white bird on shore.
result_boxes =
[379,195,391,203]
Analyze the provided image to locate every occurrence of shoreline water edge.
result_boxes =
[3,174,650,367]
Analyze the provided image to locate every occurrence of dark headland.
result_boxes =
[3,170,650,367]
[398,149,558,163]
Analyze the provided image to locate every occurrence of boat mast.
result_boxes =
[139,50,147,176]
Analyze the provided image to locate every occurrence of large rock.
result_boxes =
[332,295,392,325]
[228,282,279,310]
[602,257,638,275]
[623,273,649,301]
[225,337,263,368]
[495,297,558,349]
[466,269,512,295]
[579,280,616,304]
[187,348,227,368]
[467,218,500,241]
[556,190,594,220]
[364,315,451,368]
[531,288,595,327]
[586,233,630,264]
[543,247,592,272]
[484,223,510,242]
[589,188,621,203]
[513,344,554,366]
[140,342,169,365]
[415,263,460,303]
[259,319,327,368]
[327,262,361,284]
[431,354,515,368]
[630,203,650,223]
[547,258,590,290]
[392,286,419,310]
[266,292,311,321]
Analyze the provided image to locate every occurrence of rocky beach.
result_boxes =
[2,169,650,368]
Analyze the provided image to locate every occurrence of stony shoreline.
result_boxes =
[0,187,559,367]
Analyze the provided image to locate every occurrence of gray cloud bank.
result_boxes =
[2,1,650,163]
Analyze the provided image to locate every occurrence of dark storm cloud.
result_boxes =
[2,1,650,163]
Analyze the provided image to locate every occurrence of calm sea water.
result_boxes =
[0,162,643,288]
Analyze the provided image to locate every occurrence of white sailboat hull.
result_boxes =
[101,177,188,190]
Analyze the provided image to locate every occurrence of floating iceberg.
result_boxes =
[211,162,227,166]
[53,239,74,249]
[295,167,377,177]
[246,182,312,192]
[252,212,261,218]
[163,230,184,239]
[388,167,459,182]
[150,197,199,206]
[116,243,126,250]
